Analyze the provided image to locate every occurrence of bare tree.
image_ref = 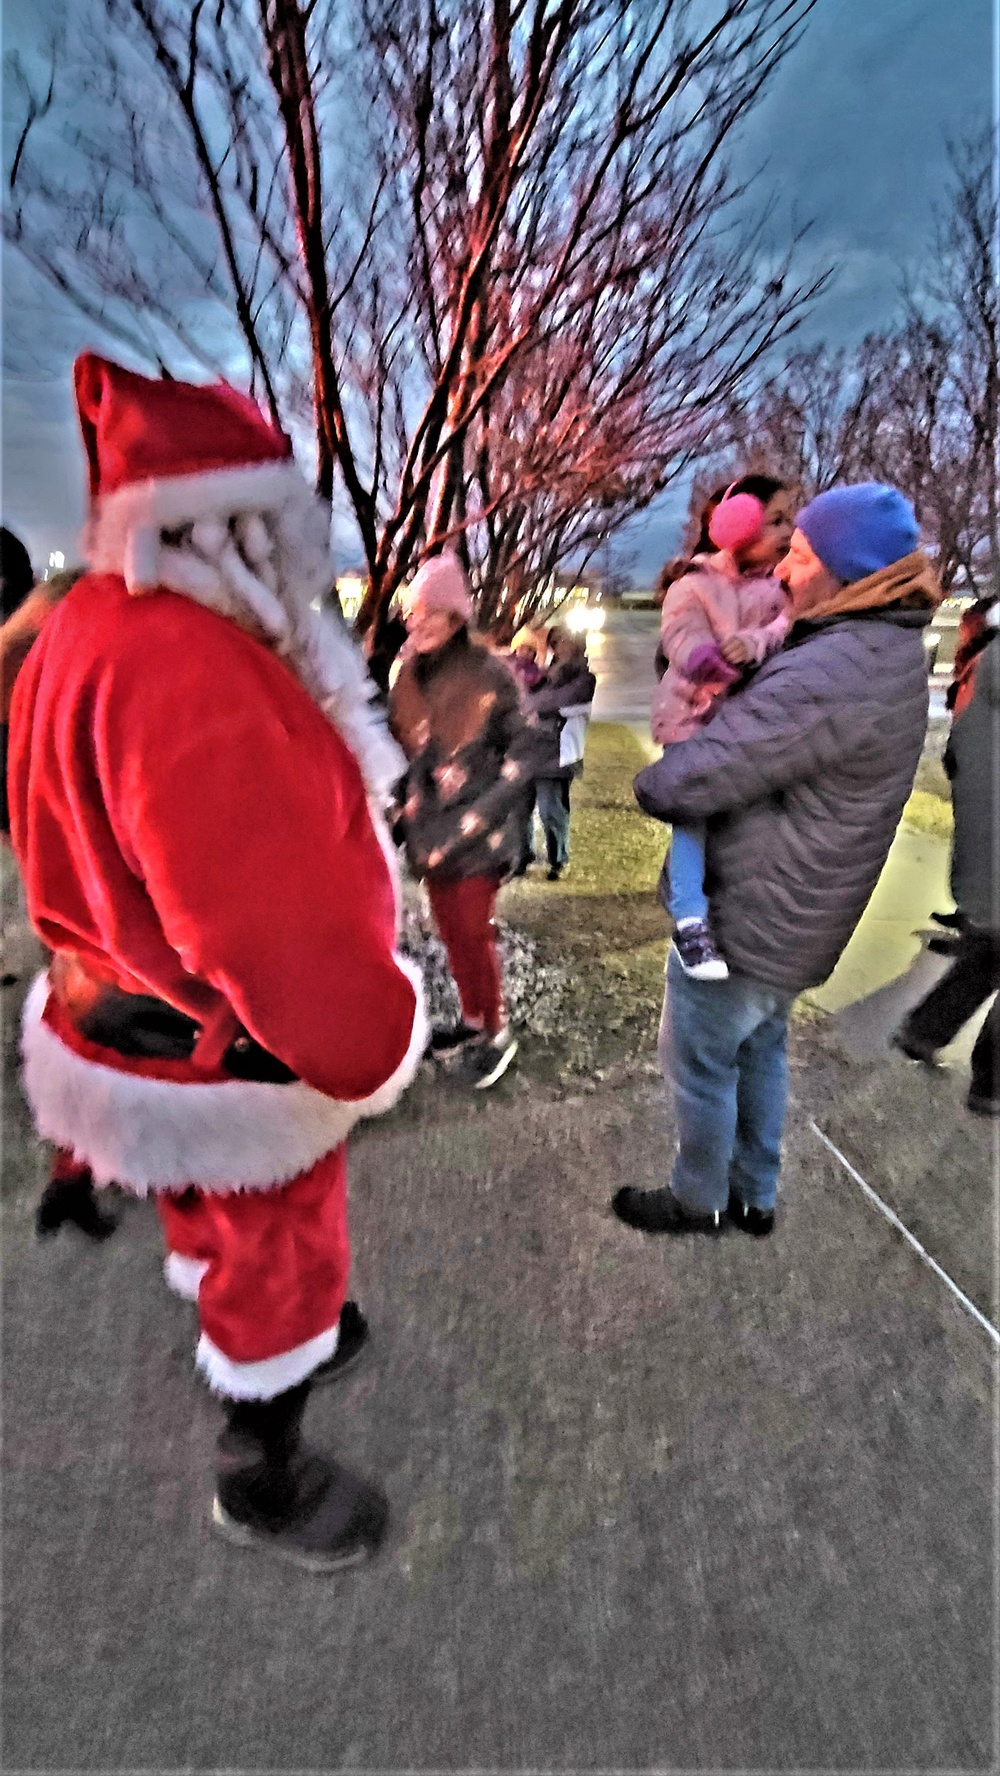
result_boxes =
[5,0,829,633]
[705,132,999,594]
[919,133,999,594]
[717,337,889,495]
[349,0,829,634]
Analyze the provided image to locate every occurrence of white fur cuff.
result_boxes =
[21,966,427,1195]
[164,1252,209,1301]
[196,1323,340,1399]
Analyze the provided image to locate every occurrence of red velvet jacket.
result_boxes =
[8,574,425,1193]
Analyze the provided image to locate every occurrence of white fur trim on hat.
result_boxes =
[83,462,310,574]
[20,965,428,1196]
[81,461,407,801]
[196,1322,340,1399]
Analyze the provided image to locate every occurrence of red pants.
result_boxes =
[427,874,505,1036]
[155,1147,350,1400]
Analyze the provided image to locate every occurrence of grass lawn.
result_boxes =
[502,724,668,1068]
[501,720,953,1071]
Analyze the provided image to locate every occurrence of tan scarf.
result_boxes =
[803,550,943,624]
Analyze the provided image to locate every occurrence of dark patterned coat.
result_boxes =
[389,630,537,882]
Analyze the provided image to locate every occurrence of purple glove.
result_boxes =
[684,642,742,686]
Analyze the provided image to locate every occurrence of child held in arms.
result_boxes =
[650,475,794,978]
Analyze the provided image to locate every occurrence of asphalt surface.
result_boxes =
[588,608,952,723]
[2,616,995,1771]
[589,609,661,723]
[2,959,996,1772]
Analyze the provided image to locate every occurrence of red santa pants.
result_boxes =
[155,1146,350,1401]
[427,873,505,1036]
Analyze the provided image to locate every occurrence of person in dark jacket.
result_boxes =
[893,620,999,1116]
[524,628,597,879]
[613,483,942,1237]
[0,561,115,1241]
[1,527,37,840]
[505,631,547,874]
[390,553,536,1088]
[946,593,997,717]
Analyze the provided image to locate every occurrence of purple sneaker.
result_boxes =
[672,920,729,980]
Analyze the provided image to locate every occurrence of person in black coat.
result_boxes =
[894,623,999,1116]
[524,627,596,880]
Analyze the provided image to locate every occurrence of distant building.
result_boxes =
[334,570,368,621]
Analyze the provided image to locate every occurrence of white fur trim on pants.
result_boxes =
[20,964,427,1195]
[163,1252,209,1301]
[196,1322,340,1400]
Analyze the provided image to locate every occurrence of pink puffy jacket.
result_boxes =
[650,551,789,746]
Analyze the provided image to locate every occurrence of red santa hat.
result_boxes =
[72,353,408,797]
[75,353,318,613]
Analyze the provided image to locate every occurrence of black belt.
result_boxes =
[52,956,297,1084]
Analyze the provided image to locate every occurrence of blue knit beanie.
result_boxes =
[796,483,919,584]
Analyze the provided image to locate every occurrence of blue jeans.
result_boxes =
[666,820,709,923]
[659,948,795,1213]
[536,778,571,868]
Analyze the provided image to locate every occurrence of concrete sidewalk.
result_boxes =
[2,966,995,1771]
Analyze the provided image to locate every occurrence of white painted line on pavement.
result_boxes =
[810,1120,1000,1348]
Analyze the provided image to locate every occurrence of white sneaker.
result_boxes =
[463,1029,519,1089]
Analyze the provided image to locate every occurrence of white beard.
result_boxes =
[83,461,405,799]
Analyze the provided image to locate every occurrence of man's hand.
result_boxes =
[720,635,752,666]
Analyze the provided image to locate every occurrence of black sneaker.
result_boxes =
[672,921,729,981]
[35,1174,118,1242]
[462,1028,518,1090]
[931,909,966,930]
[611,1186,723,1236]
[726,1192,775,1237]
[546,865,563,882]
[309,1301,369,1387]
[212,1454,389,1573]
[927,934,963,956]
[891,1029,943,1069]
[426,1020,483,1059]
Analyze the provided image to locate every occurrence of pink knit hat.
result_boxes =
[401,552,473,623]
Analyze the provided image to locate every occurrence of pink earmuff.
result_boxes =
[708,489,766,552]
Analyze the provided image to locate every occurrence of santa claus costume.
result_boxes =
[7,353,427,1572]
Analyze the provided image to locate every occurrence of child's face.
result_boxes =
[736,494,795,572]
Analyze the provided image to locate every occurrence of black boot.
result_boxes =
[611,1186,723,1236]
[725,1191,775,1237]
[35,1171,118,1241]
[213,1382,388,1572]
[309,1300,370,1386]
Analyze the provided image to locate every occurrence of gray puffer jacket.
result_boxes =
[946,632,999,930]
[634,609,932,993]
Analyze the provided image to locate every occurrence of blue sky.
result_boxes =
[1,0,993,585]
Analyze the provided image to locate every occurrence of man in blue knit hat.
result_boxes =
[615,483,942,1238]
